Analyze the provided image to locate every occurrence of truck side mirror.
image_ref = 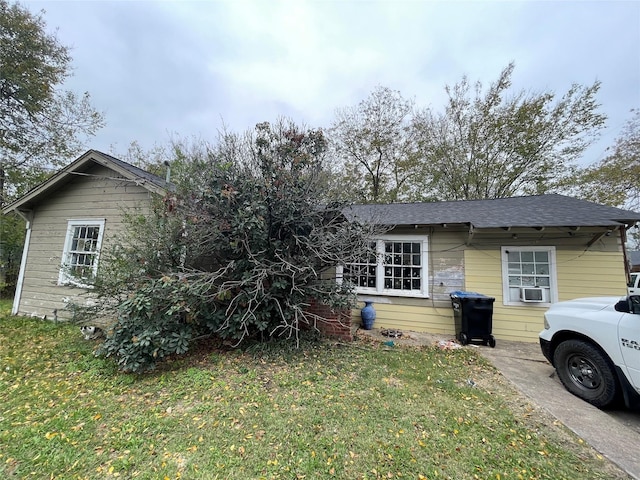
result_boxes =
[615,298,631,313]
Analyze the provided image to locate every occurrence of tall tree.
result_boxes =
[573,109,640,210]
[412,63,606,200]
[330,86,417,203]
[0,0,104,204]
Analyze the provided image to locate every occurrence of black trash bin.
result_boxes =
[450,291,496,347]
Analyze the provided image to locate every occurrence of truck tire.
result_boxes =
[553,339,619,408]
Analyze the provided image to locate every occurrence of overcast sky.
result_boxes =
[23,0,640,166]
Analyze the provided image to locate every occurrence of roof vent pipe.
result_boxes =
[164,160,171,183]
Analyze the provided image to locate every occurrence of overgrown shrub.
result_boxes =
[83,120,381,372]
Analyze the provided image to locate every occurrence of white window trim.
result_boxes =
[340,234,429,298]
[501,246,558,307]
[58,219,106,288]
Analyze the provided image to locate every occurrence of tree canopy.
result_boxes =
[0,0,104,292]
[573,109,640,210]
[330,86,417,203]
[328,64,607,203]
[411,63,606,201]
[0,0,104,203]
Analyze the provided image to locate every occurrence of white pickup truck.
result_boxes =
[539,296,640,409]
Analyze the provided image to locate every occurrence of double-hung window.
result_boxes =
[59,219,106,287]
[342,235,429,298]
[501,246,557,305]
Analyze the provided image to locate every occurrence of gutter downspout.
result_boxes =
[621,226,631,283]
[12,210,32,315]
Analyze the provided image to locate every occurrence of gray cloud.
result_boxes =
[24,0,640,165]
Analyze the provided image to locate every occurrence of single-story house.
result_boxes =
[2,150,171,320]
[344,197,640,342]
[4,150,640,343]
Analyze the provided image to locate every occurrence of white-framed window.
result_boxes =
[58,219,106,287]
[341,235,429,298]
[501,246,557,306]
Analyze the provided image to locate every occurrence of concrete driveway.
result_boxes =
[478,340,640,479]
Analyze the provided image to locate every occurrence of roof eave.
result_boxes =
[2,150,169,215]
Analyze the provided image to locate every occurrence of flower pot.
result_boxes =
[361,301,376,330]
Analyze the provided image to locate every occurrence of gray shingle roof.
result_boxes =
[94,150,172,191]
[344,194,640,229]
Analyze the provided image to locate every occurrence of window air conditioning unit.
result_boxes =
[520,287,544,302]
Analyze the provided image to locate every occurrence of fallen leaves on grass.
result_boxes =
[0,314,629,480]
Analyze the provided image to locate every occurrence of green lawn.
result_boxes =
[0,306,628,479]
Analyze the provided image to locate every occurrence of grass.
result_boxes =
[0,303,629,480]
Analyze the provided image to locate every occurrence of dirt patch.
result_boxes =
[354,326,452,347]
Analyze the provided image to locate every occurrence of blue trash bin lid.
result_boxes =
[449,290,489,298]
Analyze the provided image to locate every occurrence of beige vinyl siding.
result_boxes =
[464,236,627,342]
[351,226,629,343]
[464,248,535,341]
[16,164,156,320]
[352,301,457,336]
[556,250,627,300]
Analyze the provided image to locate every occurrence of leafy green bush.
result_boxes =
[96,276,222,372]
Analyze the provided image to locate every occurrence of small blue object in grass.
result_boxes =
[383,341,395,347]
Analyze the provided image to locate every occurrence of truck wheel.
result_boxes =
[553,339,619,408]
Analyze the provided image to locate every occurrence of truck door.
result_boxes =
[619,300,640,390]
